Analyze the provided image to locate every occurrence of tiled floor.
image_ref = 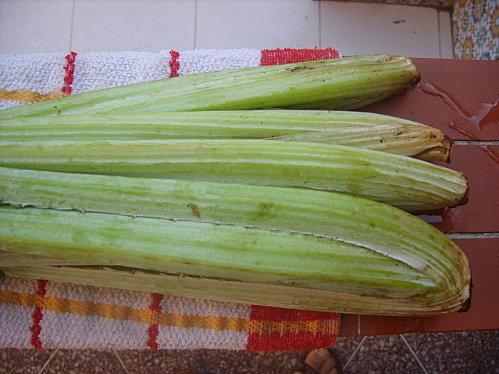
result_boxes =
[0,0,453,57]
[1,331,498,373]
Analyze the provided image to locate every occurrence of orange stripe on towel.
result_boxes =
[0,89,64,103]
[0,288,337,336]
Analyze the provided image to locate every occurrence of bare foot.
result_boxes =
[294,348,341,374]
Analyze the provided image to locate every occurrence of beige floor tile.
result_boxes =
[0,0,73,54]
[320,1,440,57]
[196,0,320,49]
[71,0,196,52]
[438,10,454,58]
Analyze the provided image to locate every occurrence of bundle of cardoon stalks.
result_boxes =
[0,55,471,315]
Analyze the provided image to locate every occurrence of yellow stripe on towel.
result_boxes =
[0,289,338,335]
[0,89,64,103]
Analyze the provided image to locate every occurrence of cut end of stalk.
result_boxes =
[438,169,469,210]
[386,55,421,87]
[410,72,421,88]
[414,134,452,163]
[459,282,472,313]
[443,135,453,163]
[448,172,469,209]
[458,177,470,207]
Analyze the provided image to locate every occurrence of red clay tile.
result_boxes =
[363,58,499,141]
[340,315,359,337]
[431,145,499,233]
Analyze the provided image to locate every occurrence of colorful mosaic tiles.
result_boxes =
[340,0,497,60]
[453,0,498,60]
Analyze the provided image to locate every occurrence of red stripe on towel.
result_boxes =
[61,51,77,94]
[260,48,341,66]
[169,50,180,78]
[147,293,164,350]
[246,305,339,352]
[30,280,48,349]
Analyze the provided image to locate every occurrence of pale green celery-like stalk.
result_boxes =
[0,110,450,161]
[0,55,419,119]
[0,167,470,308]
[2,265,465,315]
[0,139,466,211]
[0,206,470,315]
[0,207,434,296]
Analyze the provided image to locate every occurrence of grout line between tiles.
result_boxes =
[448,232,499,239]
[343,336,366,370]
[454,140,499,146]
[37,348,59,374]
[113,349,130,374]
[318,0,322,48]
[193,0,198,50]
[68,0,76,52]
[437,9,442,58]
[449,9,455,58]
[400,334,429,374]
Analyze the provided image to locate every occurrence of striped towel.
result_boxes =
[0,48,341,352]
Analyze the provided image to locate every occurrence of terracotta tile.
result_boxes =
[0,348,53,374]
[432,146,499,234]
[356,316,424,336]
[404,331,499,373]
[340,314,359,336]
[360,58,499,235]
[44,349,124,373]
[344,335,424,374]
[117,349,308,374]
[364,58,499,141]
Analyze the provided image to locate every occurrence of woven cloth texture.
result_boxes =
[0,47,341,352]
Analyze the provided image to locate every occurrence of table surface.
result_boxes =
[340,58,499,336]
